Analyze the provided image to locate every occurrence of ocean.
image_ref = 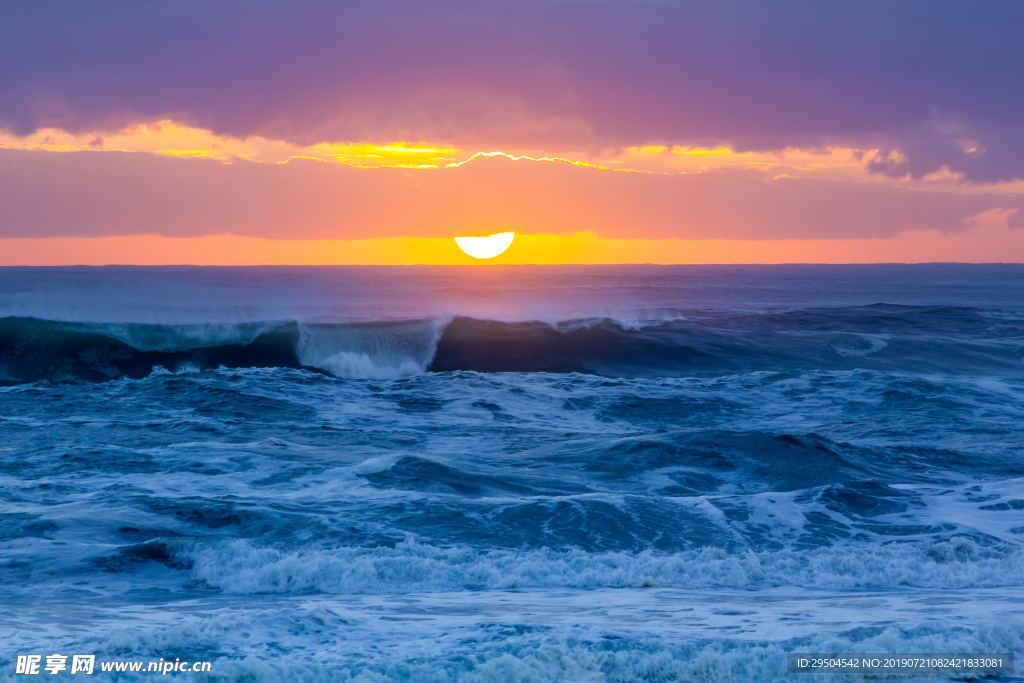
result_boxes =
[1,264,1022,681]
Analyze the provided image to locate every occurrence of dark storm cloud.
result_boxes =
[1,0,1023,181]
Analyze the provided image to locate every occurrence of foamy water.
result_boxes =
[1,265,1023,681]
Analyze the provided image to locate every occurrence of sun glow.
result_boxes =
[453,231,516,259]
[0,120,908,184]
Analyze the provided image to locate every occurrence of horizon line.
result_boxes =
[1,261,1023,268]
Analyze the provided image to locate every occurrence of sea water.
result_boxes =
[0,265,1022,681]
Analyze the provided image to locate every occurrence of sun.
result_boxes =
[453,231,516,259]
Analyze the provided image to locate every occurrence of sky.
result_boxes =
[2,1,1023,264]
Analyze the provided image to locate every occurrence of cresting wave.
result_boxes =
[175,537,1024,596]
[0,316,445,383]
[1,304,1022,383]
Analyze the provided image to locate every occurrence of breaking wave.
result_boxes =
[1,304,1022,383]
[177,537,1024,596]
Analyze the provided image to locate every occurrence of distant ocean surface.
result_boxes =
[1,265,1023,681]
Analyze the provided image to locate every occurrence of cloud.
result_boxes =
[1,148,1019,241]
[0,120,893,184]
[867,121,1024,184]
[2,1,1023,182]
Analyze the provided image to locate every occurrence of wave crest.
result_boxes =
[1,304,1021,383]
[178,537,1024,595]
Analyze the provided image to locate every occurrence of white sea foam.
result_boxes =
[294,318,447,379]
[180,537,1024,595]
[4,588,1021,683]
[830,333,890,358]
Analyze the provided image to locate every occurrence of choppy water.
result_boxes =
[1,265,1023,681]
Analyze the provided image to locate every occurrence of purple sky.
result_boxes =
[1,1,1023,260]
[4,1,1023,181]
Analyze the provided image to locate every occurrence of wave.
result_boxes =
[0,316,443,382]
[175,537,1024,595]
[8,577,1021,683]
[1,305,1022,383]
[296,318,444,379]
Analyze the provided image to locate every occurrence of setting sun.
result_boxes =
[453,230,515,259]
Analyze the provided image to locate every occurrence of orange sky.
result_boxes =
[3,218,1023,266]
[1,122,1023,264]
[4,4,1024,264]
